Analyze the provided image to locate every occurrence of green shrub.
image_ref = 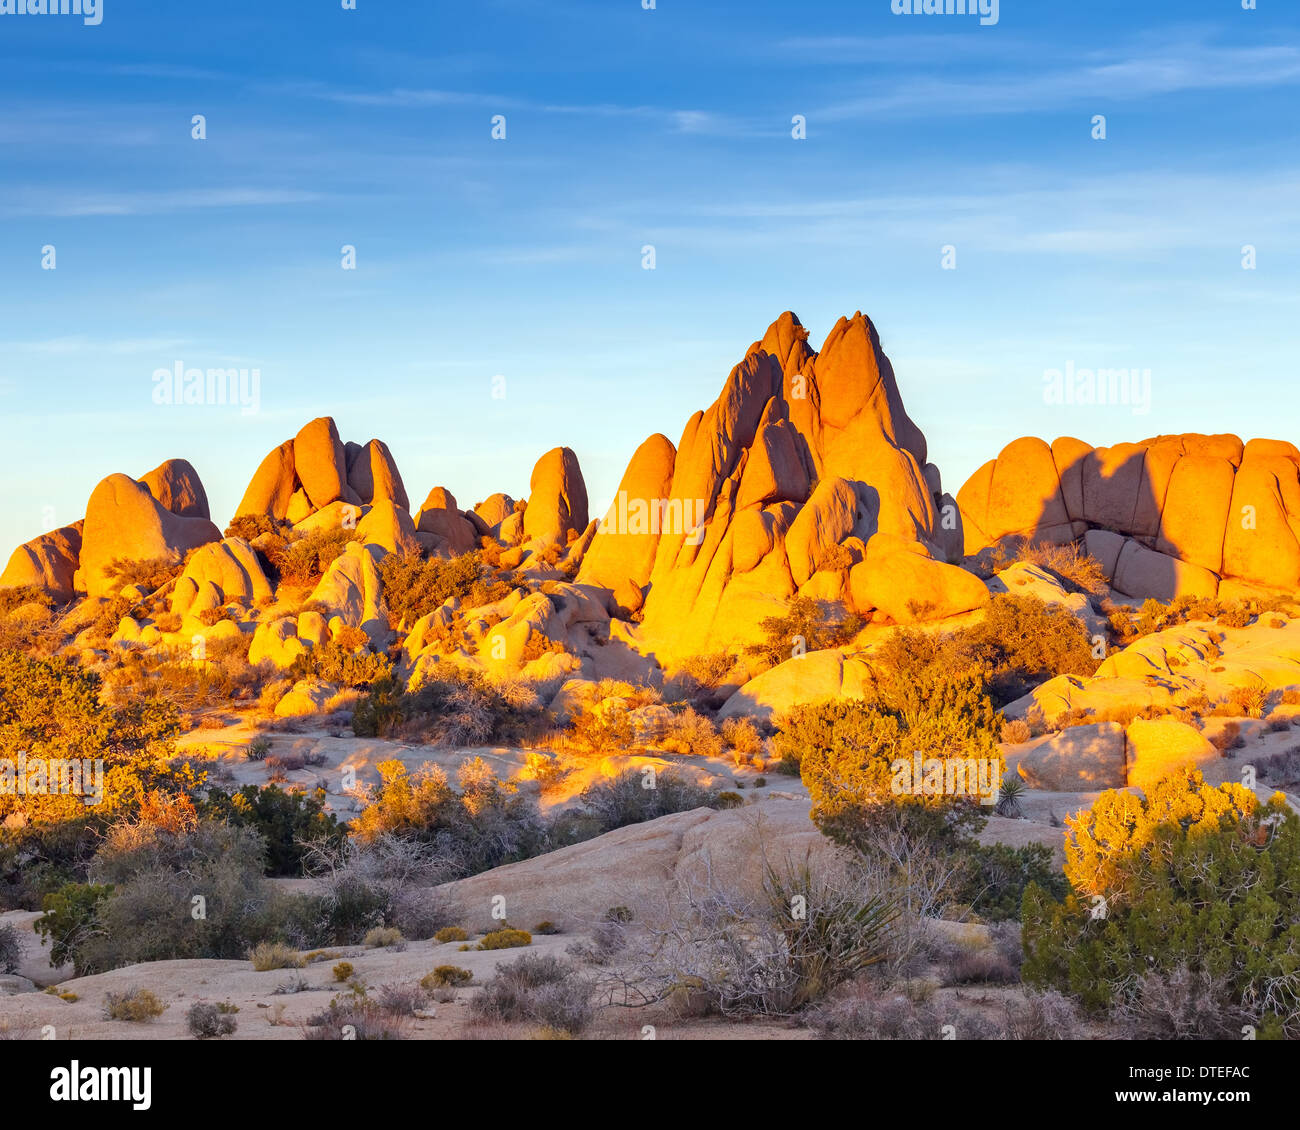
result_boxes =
[788,632,1001,855]
[0,921,23,973]
[959,841,1065,922]
[1022,771,1300,1037]
[961,594,1100,705]
[200,784,344,877]
[744,596,862,667]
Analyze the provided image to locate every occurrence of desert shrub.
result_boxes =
[1000,990,1081,1039]
[942,946,1020,986]
[332,961,354,982]
[36,815,319,975]
[351,759,547,878]
[423,964,474,989]
[658,707,724,758]
[959,842,1065,922]
[961,594,1100,705]
[1217,602,1254,629]
[379,551,510,627]
[187,1001,238,1038]
[1209,720,1243,751]
[245,736,271,761]
[1113,965,1255,1040]
[1023,771,1300,1036]
[567,768,719,838]
[0,921,24,973]
[103,988,167,1022]
[992,538,1108,596]
[200,784,344,878]
[1000,718,1032,745]
[354,668,547,747]
[533,920,560,935]
[102,555,186,594]
[744,596,863,667]
[434,926,468,944]
[250,942,306,971]
[304,834,455,942]
[807,986,948,1040]
[350,674,407,738]
[31,883,113,972]
[290,637,392,689]
[268,527,356,587]
[469,953,595,1034]
[0,650,186,836]
[364,925,405,949]
[302,998,411,1040]
[0,584,55,617]
[789,630,1001,856]
[721,716,764,759]
[479,927,532,950]
[567,701,636,753]
[374,982,428,1016]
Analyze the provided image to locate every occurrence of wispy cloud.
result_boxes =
[0,187,324,218]
[815,38,1300,120]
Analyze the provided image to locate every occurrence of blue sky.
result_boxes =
[2,0,1298,553]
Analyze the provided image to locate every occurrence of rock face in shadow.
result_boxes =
[578,310,983,665]
[959,434,1300,599]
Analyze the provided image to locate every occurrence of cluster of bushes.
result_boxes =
[470,953,596,1035]
[1022,771,1300,1039]
[353,667,549,746]
[0,649,197,907]
[32,809,453,976]
[1107,592,1296,645]
[351,758,548,877]
[378,551,514,627]
[745,596,863,668]
[103,633,266,720]
[224,516,353,588]
[287,625,393,690]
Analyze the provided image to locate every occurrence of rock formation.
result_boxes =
[577,310,982,664]
[958,435,1300,601]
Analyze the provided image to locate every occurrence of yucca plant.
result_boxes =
[995,774,1026,818]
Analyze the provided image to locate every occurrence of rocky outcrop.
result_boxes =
[139,459,210,520]
[958,434,1300,600]
[415,487,478,556]
[580,311,976,665]
[347,439,409,511]
[170,538,272,618]
[523,447,588,545]
[0,523,82,601]
[235,418,375,524]
[77,474,221,598]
